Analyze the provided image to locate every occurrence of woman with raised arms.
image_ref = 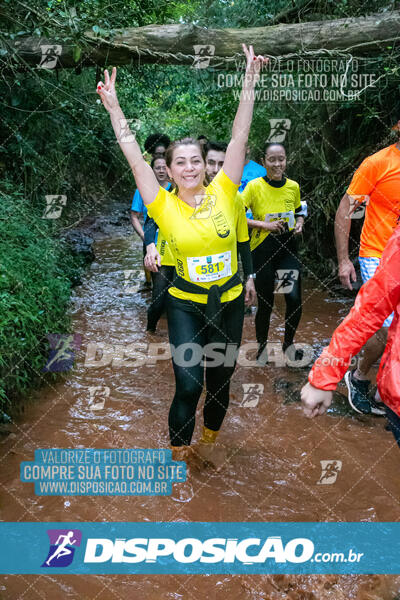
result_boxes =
[97,45,266,468]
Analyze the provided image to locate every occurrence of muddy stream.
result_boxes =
[1,216,400,599]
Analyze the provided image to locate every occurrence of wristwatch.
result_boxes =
[247,273,256,280]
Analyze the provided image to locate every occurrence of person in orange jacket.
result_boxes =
[301,222,400,447]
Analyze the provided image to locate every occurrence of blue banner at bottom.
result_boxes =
[0,522,399,574]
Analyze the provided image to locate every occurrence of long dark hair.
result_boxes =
[165,137,206,194]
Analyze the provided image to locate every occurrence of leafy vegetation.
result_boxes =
[0,179,84,410]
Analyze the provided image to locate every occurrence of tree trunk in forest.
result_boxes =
[4,11,400,71]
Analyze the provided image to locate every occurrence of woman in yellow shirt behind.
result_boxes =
[242,142,306,364]
[97,44,265,467]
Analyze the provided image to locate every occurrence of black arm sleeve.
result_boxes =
[144,216,157,247]
[237,240,253,279]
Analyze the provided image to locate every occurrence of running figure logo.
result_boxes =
[190,194,216,219]
[118,118,141,143]
[192,45,215,69]
[347,194,370,220]
[42,529,82,567]
[275,269,299,294]
[39,45,62,69]
[123,269,141,294]
[317,460,342,485]
[267,119,291,143]
[88,385,110,410]
[42,195,67,220]
[241,383,264,408]
[42,334,82,373]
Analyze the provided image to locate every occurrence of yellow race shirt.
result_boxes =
[241,177,301,251]
[147,169,244,304]
[234,193,250,243]
[156,230,175,267]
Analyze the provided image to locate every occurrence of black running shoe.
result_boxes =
[344,371,372,414]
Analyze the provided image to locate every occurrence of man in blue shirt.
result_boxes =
[239,144,267,192]
[240,144,267,218]
[130,156,170,287]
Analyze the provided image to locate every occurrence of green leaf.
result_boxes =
[73,45,82,62]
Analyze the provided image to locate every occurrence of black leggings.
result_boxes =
[252,233,302,350]
[147,266,175,331]
[167,291,244,446]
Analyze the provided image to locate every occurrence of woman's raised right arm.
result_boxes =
[97,68,159,206]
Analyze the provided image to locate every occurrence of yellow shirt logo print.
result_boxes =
[212,211,231,238]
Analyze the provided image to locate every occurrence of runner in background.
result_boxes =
[239,144,267,192]
[204,140,226,182]
[130,152,171,288]
[239,143,267,220]
[197,135,208,153]
[144,132,171,160]
[204,139,256,313]
[301,222,400,448]
[97,45,266,472]
[142,157,173,332]
[335,120,400,414]
[242,142,306,364]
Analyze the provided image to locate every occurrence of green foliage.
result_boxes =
[0,179,81,408]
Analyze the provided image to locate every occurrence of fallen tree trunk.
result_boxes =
[4,11,400,70]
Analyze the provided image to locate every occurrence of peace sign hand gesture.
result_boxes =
[242,44,268,84]
[97,67,119,113]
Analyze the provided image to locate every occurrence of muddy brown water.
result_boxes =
[1,220,399,599]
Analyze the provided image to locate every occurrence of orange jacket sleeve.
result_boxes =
[309,226,400,390]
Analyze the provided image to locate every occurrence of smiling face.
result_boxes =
[263,144,286,180]
[167,144,206,191]
[205,149,226,180]
[152,157,168,184]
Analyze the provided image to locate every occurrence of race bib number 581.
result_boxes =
[187,251,232,283]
